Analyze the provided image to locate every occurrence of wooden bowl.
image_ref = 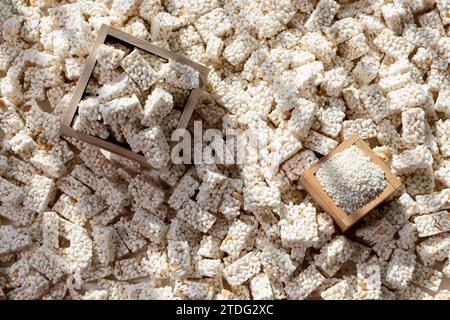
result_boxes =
[300,134,402,231]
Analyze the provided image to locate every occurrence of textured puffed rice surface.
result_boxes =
[0,0,449,300]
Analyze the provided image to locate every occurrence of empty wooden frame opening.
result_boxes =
[300,134,402,232]
[59,24,209,167]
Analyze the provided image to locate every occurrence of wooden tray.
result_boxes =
[59,24,209,167]
[300,134,402,232]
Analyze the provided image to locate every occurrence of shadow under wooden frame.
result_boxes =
[59,24,209,167]
[300,134,402,232]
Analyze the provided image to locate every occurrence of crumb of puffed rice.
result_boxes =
[316,145,387,214]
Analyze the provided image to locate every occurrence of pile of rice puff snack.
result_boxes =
[0,0,449,300]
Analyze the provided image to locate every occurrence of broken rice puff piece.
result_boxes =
[128,174,165,212]
[385,249,416,289]
[355,218,396,246]
[72,115,110,140]
[411,263,443,293]
[193,8,232,40]
[286,98,318,139]
[260,244,296,283]
[281,150,318,181]
[160,59,200,90]
[320,67,347,97]
[262,127,303,168]
[51,194,88,227]
[223,252,261,287]
[127,284,174,300]
[6,265,50,300]
[177,200,216,233]
[0,225,32,255]
[141,87,174,127]
[304,131,338,156]
[100,94,143,126]
[120,48,159,91]
[0,203,35,226]
[330,18,363,45]
[196,170,227,212]
[435,119,450,157]
[198,235,222,259]
[218,178,243,221]
[168,240,192,280]
[415,188,450,214]
[23,175,55,214]
[223,32,258,67]
[174,279,215,299]
[139,125,170,169]
[41,211,60,250]
[8,130,37,159]
[220,218,256,258]
[29,149,67,179]
[353,55,380,85]
[168,173,200,210]
[320,279,353,300]
[413,211,450,238]
[196,258,223,278]
[338,33,369,61]
[97,73,141,103]
[392,145,433,175]
[279,203,319,248]
[58,219,93,271]
[243,184,281,213]
[26,246,67,284]
[435,89,450,117]
[360,84,390,123]
[356,258,382,300]
[401,108,426,148]
[131,209,168,244]
[341,119,377,140]
[314,235,354,277]
[250,273,274,300]
[416,234,450,266]
[373,28,414,60]
[285,264,326,300]
[300,32,336,64]
[56,175,91,202]
[96,44,126,71]
[92,226,116,265]
[305,0,340,32]
[167,216,203,245]
[114,256,151,281]
[77,96,102,122]
[205,36,224,62]
[0,175,25,206]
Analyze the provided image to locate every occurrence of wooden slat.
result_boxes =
[61,25,108,128]
[106,26,210,78]
[307,134,360,174]
[177,87,201,130]
[300,174,349,231]
[60,125,150,166]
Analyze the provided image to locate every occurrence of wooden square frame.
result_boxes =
[299,134,402,232]
[59,24,209,166]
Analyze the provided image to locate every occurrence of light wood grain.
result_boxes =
[300,134,402,232]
